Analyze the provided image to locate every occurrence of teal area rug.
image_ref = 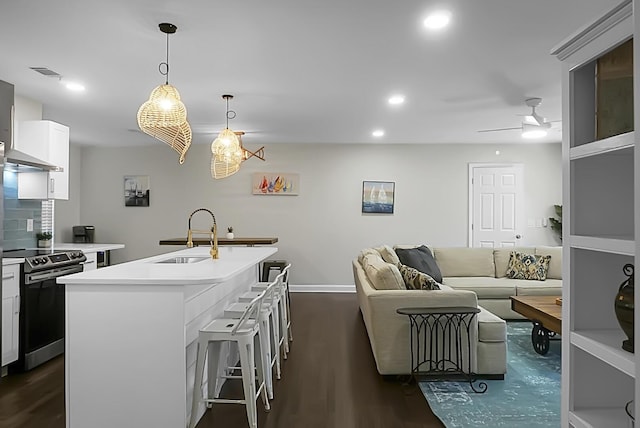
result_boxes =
[420,322,560,428]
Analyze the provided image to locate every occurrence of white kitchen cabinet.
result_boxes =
[551,1,637,427]
[2,264,20,366]
[16,120,69,200]
[81,252,98,271]
[17,171,48,199]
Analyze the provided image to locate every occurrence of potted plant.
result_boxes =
[226,226,234,239]
[549,204,562,242]
[36,231,53,248]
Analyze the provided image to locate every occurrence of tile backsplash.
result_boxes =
[3,170,42,250]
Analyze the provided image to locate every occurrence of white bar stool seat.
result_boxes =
[189,290,270,428]
[224,278,280,400]
[239,279,288,360]
[250,264,293,350]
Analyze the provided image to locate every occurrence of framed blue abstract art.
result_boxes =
[362,181,394,214]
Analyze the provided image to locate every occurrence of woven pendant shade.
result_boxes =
[138,84,187,126]
[211,128,243,179]
[137,84,192,164]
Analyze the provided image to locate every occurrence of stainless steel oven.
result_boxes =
[7,249,85,372]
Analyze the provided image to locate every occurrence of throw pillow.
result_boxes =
[505,251,552,281]
[394,245,443,283]
[377,244,400,265]
[398,263,441,290]
[361,254,405,290]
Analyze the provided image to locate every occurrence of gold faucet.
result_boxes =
[187,208,219,259]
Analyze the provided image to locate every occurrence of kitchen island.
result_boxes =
[58,245,277,428]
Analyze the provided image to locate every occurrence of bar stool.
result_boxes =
[252,264,292,345]
[224,277,280,400]
[189,290,270,428]
[261,260,287,282]
[240,265,292,359]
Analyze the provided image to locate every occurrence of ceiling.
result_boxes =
[0,0,622,149]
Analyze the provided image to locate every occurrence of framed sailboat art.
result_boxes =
[252,172,299,195]
[362,181,395,214]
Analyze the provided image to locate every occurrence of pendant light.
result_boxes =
[235,131,265,162]
[211,95,243,179]
[137,23,192,164]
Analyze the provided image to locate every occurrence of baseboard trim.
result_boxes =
[290,284,356,293]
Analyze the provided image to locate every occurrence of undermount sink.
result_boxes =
[156,256,209,264]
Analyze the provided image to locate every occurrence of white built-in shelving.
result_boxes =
[571,330,635,377]
[551,0,638,427]
[569,131,634,160]
[569,409,629,428]
[569,235,635,255]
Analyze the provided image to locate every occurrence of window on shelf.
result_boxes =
[596,38,633,140]
[570,37,634,148]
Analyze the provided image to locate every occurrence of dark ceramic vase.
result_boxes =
[614,263,634,353]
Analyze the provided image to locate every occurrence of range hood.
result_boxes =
[4,146,63,172]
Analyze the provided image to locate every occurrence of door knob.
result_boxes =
[516,234,522,239]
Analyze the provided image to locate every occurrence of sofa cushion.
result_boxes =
[506,251,551,281]
[477,307,507,342]
[514,278,562,296]
[434,247,495,277]
[361,254,405,290]
[376,245,400,265]
[398,263,440,290]
[535,246,562,280]
[358,248,380,265]
[443,277,516,299]
[494,247,536,278]
[394,245,443,283]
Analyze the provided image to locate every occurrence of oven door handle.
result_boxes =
[26,265,84,283]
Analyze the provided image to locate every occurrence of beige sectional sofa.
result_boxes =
[353,246,508,377]
[352,244,562,377]
[433,246,562,319]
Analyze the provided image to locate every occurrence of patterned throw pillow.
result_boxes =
[505,251,552,281]
[398,263,441,290]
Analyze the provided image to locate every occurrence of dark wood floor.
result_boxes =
[0,293,444,428]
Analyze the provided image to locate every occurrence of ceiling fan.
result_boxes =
[478,98,559,139]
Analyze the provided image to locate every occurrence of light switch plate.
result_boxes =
[27,218,34,231]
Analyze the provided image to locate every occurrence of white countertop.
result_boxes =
[53,243,125,252]
[58,246,277,286]
[3,257,24,266]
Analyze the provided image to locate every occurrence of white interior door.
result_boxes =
[469,164,525,248]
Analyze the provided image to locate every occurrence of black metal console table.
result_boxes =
[397,307,487,393]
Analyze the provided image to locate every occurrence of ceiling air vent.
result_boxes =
[30,67,62,78]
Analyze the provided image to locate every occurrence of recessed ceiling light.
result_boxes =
[372,130,385,137]
[495,150,500,155]
[64,81,85,92]
[424,10,451,30]
[388,95,405,105]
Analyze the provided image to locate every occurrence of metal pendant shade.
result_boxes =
[137,23,192,164]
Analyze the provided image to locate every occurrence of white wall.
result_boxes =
[13,95,43,143]
[56,142,561,286]
[54,143,81,242]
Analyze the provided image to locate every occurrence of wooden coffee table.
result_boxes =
[510,295,562,355]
